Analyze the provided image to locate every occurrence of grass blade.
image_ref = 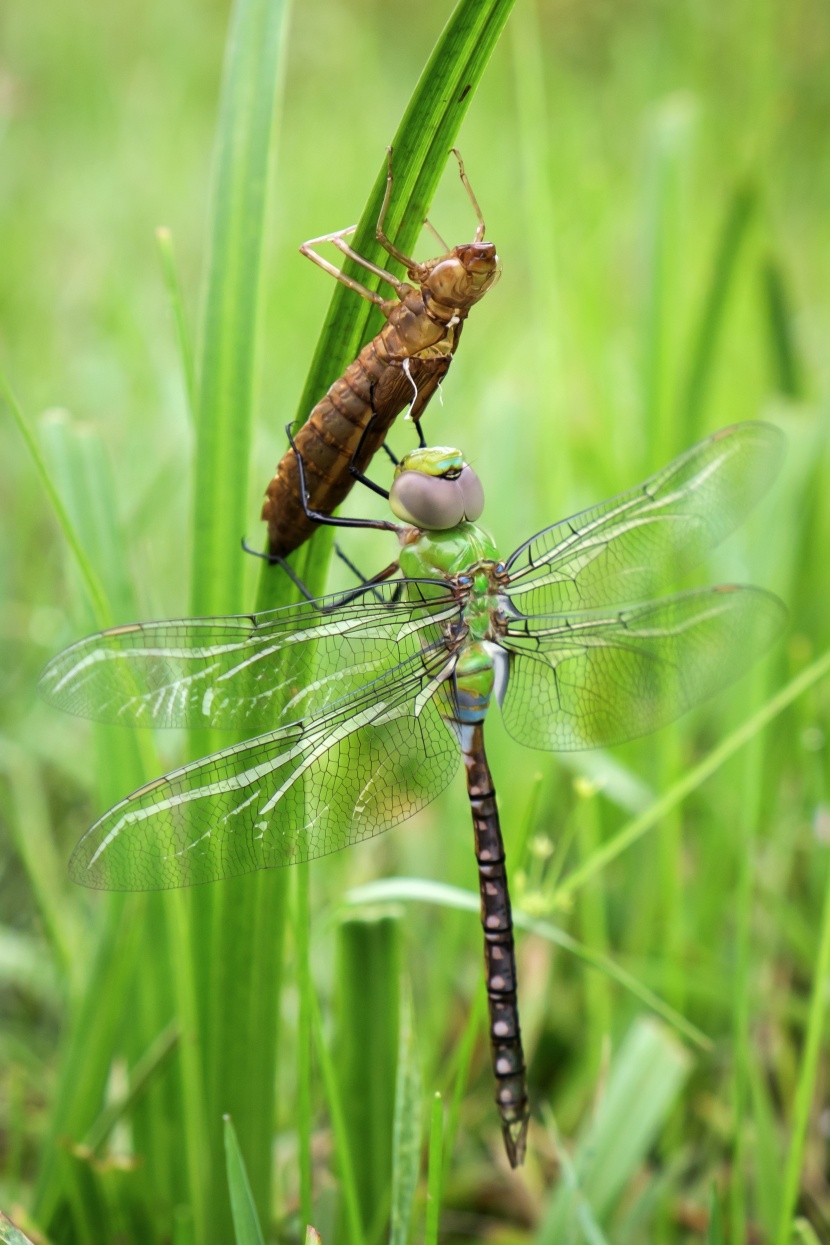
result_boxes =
[224,1115,266,1245]
[311,987,367,1245]
[537,1019,691,1241]
[389,983,422,1245]
[345,879,709,1049]
[682,183,757,438]
[424,1093,444,1245]
[186,0,291,1235]
[761,254,805,400]
[334,912,401,1240]
[156,226,197,423]
[1,369,110,627]
[774,855,830,1244]
[552,648,830,906]
[257,0,516,610]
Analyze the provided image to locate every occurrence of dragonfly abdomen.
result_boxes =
[450,641,494,726]
[460,721,529,1168]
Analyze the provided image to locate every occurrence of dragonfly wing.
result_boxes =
[495,586,786,751]
[69,645,461,890]
[503,423,783,615]
[40,580,458,731]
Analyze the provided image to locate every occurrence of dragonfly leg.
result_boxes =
[347,412,391,500]
[451,147,487,243]
[286,424,401,536]
[300,227,406,303]
[326,545,402,609]
[423,216,449,252]
[240,537,400,611]
[375,147,425,275]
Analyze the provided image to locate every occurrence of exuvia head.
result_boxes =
[389,447,485,531]
[416,242,501,311]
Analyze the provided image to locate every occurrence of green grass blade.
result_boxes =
[681,183,757,438]
[0,1213,36,1245]
[707,1186,726,1245]
[293,0,516,419]
[156,226,197,423]
[345,879,709,1049]
[553,648,830,906]
[84,1020,179,1153]
[296,866,314,1232]
[334,912,401,1241]
[537,1019,691,1241]
[793,1221,823,1244]
[761,254,805,400]
[541,1109,611,1245]
[191,0,289,614]
[0,738,84,995]
[640,100,695,465]
[389,982,422,1245]
[774,856,830,1245]
[257,0,515,610]
[311,987,367,1245]
[1,369,111,627]
[186,0,291,1235]
[224,1115,266,1245]
[424,1093,444,1245]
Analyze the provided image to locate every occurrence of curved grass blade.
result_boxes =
[223,1115,266,1245]
[424,1093,444,1245]
[390,983,422,1245]
[344,879,709,1050]
[258,0,516,610]
[1,369,110,628]
[553,646,830,907]
[186,0,291,1238]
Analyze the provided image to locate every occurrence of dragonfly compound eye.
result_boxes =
[390,464,485,530]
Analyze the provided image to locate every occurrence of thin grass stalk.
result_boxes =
[296,866,314,1231]
[729,726,766,1242]
[156,227,197,424]
[681,184,757,439]
[310,989,367,1245]
[424,1093,444,1245]
[223,1115,267,1245]
[186,0,290,1233]
[552,648,830,907]
[774,851,830,1244]
[443,989,486,1179]
[761,255,805,400]
[348,879,710,1048]
[1,369,111,628]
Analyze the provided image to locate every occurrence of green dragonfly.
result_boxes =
[40,422,786,1167]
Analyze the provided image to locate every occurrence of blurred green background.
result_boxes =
[2,0,830,1241]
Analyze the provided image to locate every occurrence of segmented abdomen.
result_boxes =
[262,290,461,559]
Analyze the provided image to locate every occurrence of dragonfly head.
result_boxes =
[420,242,501,310]
[389,447,485,530]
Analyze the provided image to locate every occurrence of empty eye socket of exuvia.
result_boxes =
[390,464,485,530]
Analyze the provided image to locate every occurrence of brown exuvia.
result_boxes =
[261,149,499,560]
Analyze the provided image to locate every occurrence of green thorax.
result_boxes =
[399,521,501,580]
[400,522,502,647]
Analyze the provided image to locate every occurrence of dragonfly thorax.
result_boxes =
[416,242,500,313]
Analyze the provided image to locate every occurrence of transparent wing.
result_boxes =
[496,586,786,751]
[69,643,461,891]
[39,579,458,731]
[503,423,783,614]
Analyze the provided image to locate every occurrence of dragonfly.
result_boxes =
[40,422,786,1167]
[261,147,499,565]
